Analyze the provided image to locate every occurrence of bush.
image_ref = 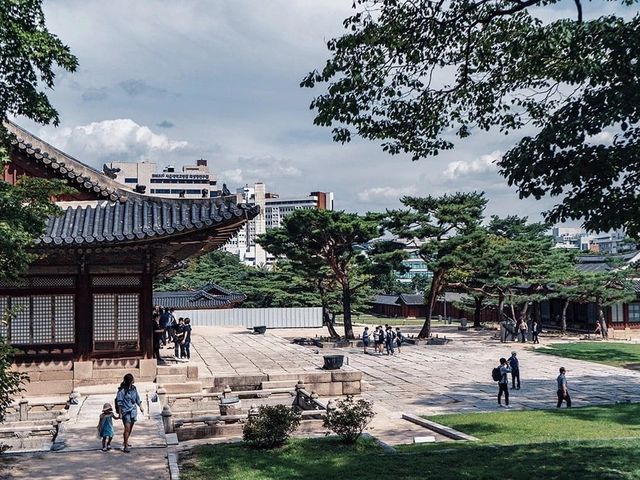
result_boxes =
[243,405,301,449]
[323,396,375,443]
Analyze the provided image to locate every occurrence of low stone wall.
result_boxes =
[11,358,157,395]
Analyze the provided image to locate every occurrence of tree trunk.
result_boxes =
[342,282,354,340]
[519,302,529,323]
[418,269,444,339]
[497,294,505,322]
[561,298,569,334]
[322,307,340,339]
[598,300,608,339]
[473,296,483,328]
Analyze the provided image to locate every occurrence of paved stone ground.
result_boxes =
[3,385,169,480]
[191,325,640,416]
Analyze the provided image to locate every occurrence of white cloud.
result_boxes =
[588,131,615,144]
[443,150,502,179]
[220,168,244,185]
[219,156,302,186]
[357,185,418,202]
[42,119,189,162]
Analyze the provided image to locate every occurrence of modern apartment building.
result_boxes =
[222,185,334,266]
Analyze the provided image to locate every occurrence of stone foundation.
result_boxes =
[12,358,157,396]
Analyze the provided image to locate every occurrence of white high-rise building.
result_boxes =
[222,186,334,266]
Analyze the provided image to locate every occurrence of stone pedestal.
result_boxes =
[139,358,157,379]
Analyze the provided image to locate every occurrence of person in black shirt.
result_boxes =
[181,318,192,360]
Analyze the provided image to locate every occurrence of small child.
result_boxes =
[97,402,120,451]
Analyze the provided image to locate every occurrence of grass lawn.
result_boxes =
[425,403,640,444]
[536,342,640,368]
[181,404,640,480]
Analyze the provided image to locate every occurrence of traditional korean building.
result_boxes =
[1,122,259,393]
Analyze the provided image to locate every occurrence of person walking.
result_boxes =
[532,320,540,344]
[378,326,386,355]
[362,326,370,354]
[556,367,571,408]
[181,318,192,360]
[97,402,119,451]
[509,351,521,390]
[152,313,164,361]
[497,357,512,408]
[116,374,144,453]
[395,327,405,354]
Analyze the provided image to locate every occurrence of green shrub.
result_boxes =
[243,405,301,449]
[323,396,375,443]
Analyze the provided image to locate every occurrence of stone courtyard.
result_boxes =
[5,323,640,479]
[190,325,640,416]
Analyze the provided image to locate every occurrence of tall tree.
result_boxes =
[384,192,487,338]
[257,209,399,339]
[303,0,640,235]
[0,0,77,422]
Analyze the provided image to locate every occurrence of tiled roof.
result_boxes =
[154,283,246,310]
[371,294,400,305]
[39,198,259,247]
[6,120,135,202]
[398,294,425,305]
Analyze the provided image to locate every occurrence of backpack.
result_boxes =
[491,367,502,382]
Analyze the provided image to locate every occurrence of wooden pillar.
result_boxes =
[140,250,154,359]
[623,303,630,329]
[76,256,92,361]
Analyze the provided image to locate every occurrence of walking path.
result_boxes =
[4,384,169,480]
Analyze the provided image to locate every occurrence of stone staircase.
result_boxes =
[156,364,204,394]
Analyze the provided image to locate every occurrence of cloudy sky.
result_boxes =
[14,0,618,220]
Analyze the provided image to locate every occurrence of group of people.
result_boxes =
[362,324,407,355]
[152,306,192,361]
[97,373,144,453]
[494,352,571,408]
[501,318,541,344]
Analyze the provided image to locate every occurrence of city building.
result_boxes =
[223,186,334,266]
[1,121,258,394]
[396,248,431,284]
[104,159,219,198]
[552,225,635,254]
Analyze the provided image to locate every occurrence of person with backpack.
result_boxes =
[494,358,512,408]
[509,351,520,390]
[115,373,144,453]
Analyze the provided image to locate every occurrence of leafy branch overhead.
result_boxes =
[303,0,640,235]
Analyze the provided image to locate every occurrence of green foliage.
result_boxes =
[155,251,320,308]
[243,405,301,449]
[0,336,27,423]
[384,192,487,337]
[0,0,77,429]
[304,0,640,235]
[323,395,375,444]
[258,209,403,339]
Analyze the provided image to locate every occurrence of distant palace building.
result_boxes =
[1,122,258,394]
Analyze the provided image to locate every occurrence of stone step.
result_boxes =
[157,365,189,376]
[156,374,187,384]
[260,380,298,390]
[160,382,203,394]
